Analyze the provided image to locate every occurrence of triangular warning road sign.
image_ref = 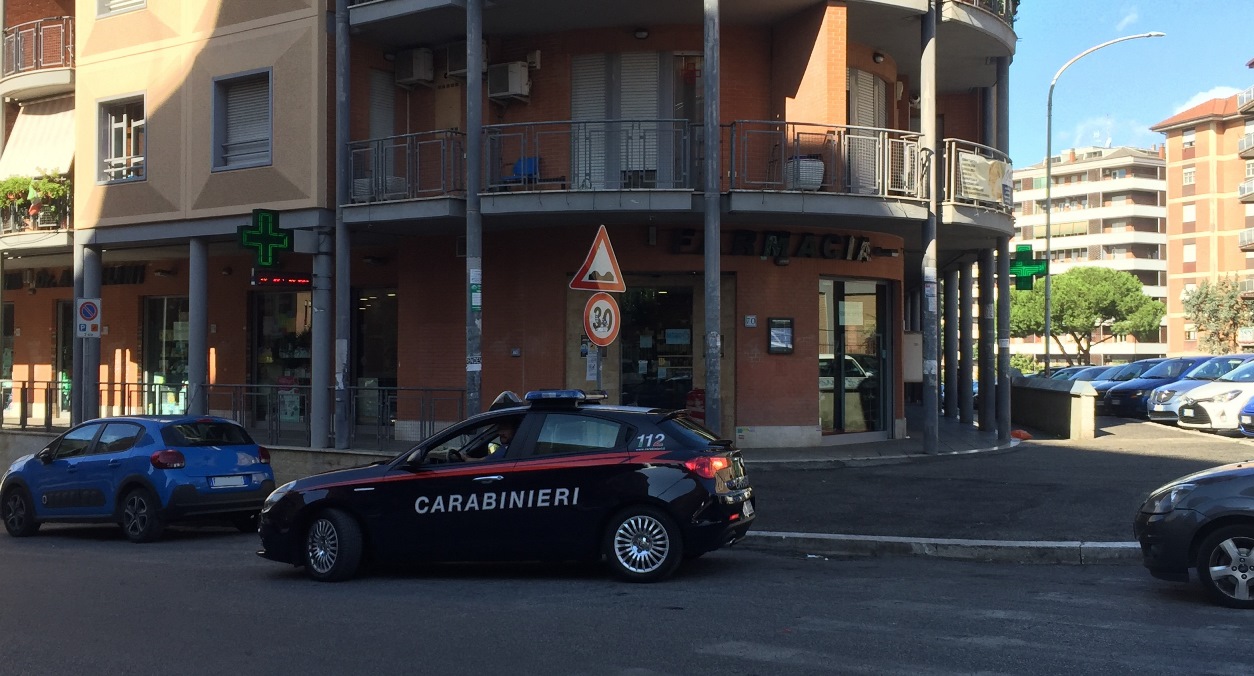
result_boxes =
[569,225,626,292]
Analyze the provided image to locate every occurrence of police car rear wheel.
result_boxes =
[304,508,363,582]
[604,506,683,582]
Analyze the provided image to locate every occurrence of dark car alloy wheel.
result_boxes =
[2,487,40,537]
[604,506,683,582]
[121,488,166,543]
[1196,525,1254,609]
[304,509,363,582]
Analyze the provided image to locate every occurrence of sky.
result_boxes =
[1009,0,1253,166]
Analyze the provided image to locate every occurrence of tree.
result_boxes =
[1182,276,1254,354]
[1009,266,1165,365]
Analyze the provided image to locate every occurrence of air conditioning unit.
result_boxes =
[394,48,433,86]
[488,61,531,100]
[445,40,487,79]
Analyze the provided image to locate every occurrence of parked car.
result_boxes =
[1093,359,1165,416]
[1149,355,1254,424]
[1072,365,1121,382]
[1176,360,1254,433]
[1047,365,1089,380]
[1133,463,1254,608]
[1105,356,1212,418]
[257,390,755,582]
[1,416,274,542]
[1239,396,1254,437]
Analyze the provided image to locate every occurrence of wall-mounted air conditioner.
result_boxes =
[445,40,487,79]
[488,61,531,100]
[395,48,433,86]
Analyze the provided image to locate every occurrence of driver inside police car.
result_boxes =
[465,420,517,461]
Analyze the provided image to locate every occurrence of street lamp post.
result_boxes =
[1043,32,1165,374]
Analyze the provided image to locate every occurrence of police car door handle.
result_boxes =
[473,475,505,483]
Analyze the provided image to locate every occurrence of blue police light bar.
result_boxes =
[525,389,588,401]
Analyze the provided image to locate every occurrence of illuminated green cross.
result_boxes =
[1008,244,1048,290]
[238,209,291,268]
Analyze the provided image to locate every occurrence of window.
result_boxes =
[52,424,103,459]
[214,72,272,169]
[1033,177,1046,190]
[1185,328,1197,341]
[98,423,144,454]
[98,0,144,16]
[1182,167,1195,186]
[532,413,626,456]
[1246,160,1254,180]
[1183,243,1196,263]
[1183,204,1196,222]
[100,97,145,182]
[1182,128,1195,148]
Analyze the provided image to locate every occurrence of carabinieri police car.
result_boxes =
[257,390,756,582]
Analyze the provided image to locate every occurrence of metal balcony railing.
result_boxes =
[1239,133,1254,156]
[0,198,71,235]
[952,0,1018,25]
[1240,179,1254,202]
[1240,279,1254,296]
[484,119,694,192]
[348,130,465,204]
[1,379,466,452]
[1239,85,1254,112]
[944,138,1014,212]
[1239,228,1254,250]
[2,17,73,78]
[730,121,923,199]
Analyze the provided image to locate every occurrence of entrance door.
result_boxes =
[143,297,190,415]
[251,291,313,427]
[355,288,398,425]
[55,300,73,416]
[618,285,694,411]
[819,279,887,433]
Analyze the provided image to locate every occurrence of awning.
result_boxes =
[0,96,75,178]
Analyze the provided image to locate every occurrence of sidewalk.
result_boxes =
[734,407,1254,566]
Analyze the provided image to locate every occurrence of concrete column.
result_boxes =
[465,0,484,415]
[997,237,1012,442]
[978,248,995,430]
[943,269,958,418]
[919,2,939,453]
[187,238,208,415]
[311,232,333,446]
[333,0,352,448]
[82,246,101,421]
[702,0,723,434]
[958,263,974,424]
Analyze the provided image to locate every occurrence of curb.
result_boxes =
[741,531,1141,565]
[741,437,1022,471]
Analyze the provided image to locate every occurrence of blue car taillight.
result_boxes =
[150,449,186,469]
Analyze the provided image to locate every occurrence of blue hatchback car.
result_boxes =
[1,416,275,542]
[1105,356,1212,418]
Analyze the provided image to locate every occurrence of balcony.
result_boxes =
[1240,85,1254,115]
[1241,179,1254,204]
[343,130,465,223]
[1240,278,1254,299]
[0,17,74,102]
[345,119,947,224]
[942,138,1015,236]
[1240,228,1254,252]
[1240,133,1254,160]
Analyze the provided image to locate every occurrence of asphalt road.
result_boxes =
[0,523,1247,675]
[748,417,1254,542]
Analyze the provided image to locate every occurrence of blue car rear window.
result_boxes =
[161,422,254,447]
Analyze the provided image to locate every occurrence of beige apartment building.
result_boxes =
[1151,93,1254,354]
[0,0,1020,450]
[1009,145,1167,367]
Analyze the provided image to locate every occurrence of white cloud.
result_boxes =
[1173,87,1242,113]
[1063,114,1161,151]
[1115,6,1139,31]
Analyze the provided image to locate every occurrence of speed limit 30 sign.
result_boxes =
[583,292,620,347]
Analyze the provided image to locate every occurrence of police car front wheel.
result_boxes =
[304,508,364,582]
[604,506,684,583]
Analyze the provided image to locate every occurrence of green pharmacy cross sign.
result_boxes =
[238,209,291,267]
[1008,244,1048,290]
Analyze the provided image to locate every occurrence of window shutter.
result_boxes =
[571,54,607,189]
[619,52,659,172]
[223,75,270,166]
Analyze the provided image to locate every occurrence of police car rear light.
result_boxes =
[150,449,186,470]
[684,456,730,479]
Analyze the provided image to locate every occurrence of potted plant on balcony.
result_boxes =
[0,175,32,232]
[28,171,71,229]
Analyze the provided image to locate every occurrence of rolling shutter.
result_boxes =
[222,75,270,167]
[571,54,607,189]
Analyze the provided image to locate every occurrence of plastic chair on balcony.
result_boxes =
[498,156,566,191]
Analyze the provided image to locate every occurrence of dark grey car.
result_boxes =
[1133,461,1254,608]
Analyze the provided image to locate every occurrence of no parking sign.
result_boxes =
[76,298,102,338]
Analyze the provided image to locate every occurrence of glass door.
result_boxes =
[142,296,190,415]
[355,288,398,425]
[819,279,887,433]
[56,300,74,415]
[618,285,694,411]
